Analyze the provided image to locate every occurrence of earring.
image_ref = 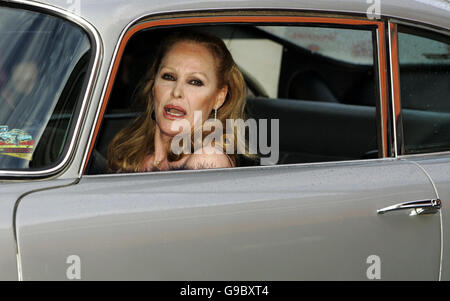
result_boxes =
[214,108,217,121]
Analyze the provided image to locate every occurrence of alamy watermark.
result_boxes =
[169,111,280,165]
[65,253,381,280]
[66,254,81,280]
[366,254,381,280]
[366,0,381,20]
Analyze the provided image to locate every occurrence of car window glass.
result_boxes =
[223,36,282,98]
[397,25,450,154]
[260,26,374,65]
[0,5,91,170]
[87,23,380,175]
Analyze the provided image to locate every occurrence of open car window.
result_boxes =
[87,21,382,174]
[205,25,377,105]
[0,5,91,171]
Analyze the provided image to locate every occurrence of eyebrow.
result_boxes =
[159,66,209,80]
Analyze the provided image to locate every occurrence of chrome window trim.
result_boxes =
[375,29,386,158]
[80,9,388,177]
[0,0,103,179]
[388,20,399,158]
[83,157,397,179]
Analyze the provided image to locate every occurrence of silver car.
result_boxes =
[0,0,449,280]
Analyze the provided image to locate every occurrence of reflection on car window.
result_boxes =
[398,25,450,154]
[399,32,450,65]
[260,26,374,65]
[0,5,91,170]
[87,23,380,175]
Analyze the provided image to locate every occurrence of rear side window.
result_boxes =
[398,25,450,154]
[0,5,91,171]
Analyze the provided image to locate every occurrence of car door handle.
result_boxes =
[377,199,441,215]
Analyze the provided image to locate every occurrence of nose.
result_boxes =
[172,80,183,99]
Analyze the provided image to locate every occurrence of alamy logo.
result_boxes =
[169,111,280,165]
[66,255,81,280]
[366,0,381,20]
[366,255,381,280]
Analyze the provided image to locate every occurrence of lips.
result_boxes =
[163,104,187,120]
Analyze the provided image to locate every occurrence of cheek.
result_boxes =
[153,83,168,107]
[186,88,216,113]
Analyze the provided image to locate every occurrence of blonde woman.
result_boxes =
[107,30,250,172]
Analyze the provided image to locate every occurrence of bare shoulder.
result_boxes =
[185,146,233,170]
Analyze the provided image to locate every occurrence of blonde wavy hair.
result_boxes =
[107,30,250,172]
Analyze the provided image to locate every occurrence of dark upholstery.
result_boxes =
[287,71,339,103]
[402,108,450,153]
[246,97,378,164]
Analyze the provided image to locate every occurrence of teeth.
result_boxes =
[165,107,185,117]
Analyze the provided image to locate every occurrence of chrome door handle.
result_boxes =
[377,199,441,215]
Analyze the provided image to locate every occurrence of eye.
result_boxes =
[161,73,176,81]
[189,79,203,86]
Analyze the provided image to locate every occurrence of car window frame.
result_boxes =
[82,11,391,177]
[388,19,450,159]
[0,0,102,180]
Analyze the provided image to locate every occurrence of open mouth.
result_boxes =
[163,105,187,119]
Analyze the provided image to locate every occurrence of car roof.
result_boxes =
[33,0,450,35]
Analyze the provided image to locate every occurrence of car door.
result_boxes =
[387,22,450,280]
[15,159,440,280]
[14,13,442,281]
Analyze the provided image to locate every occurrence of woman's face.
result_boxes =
[152,41,227,138]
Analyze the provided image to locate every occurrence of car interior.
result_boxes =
[85,24,381,174]
[80,24,449,174]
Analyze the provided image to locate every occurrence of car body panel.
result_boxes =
[16,160,440,280]
[37,0,450,33]
[405,155,450,280]
[0,179,75,280]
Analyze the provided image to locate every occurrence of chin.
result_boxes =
[157,118,191,137]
